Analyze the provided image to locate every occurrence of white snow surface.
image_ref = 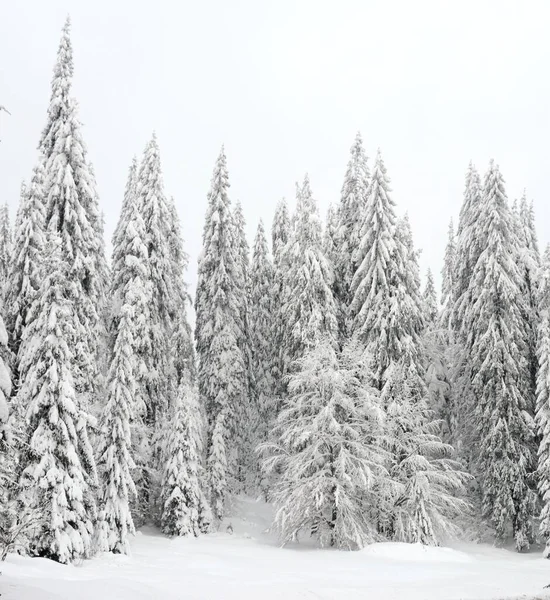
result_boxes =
[2,497,550,600]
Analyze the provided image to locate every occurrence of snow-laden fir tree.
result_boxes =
[195,147,247,520]
[323,203,339,272]
[271,199,291,398]
[112,157,138,264]
[334,132,370,336]
[5,162,45,364]
[516,193,540,416]
[379,362,470,545]
[440,219,455,334]
[536,245,550,557]
[453,162,483,333]
[0,202,12,301]
[466,161,536,551]
[231,200,254,489]
[350,151,423,390]
[167,196,195,386]
[134,135,174,428]
[160,379,211,537]
[263,339,385,550]
[248,220,275,484]
[95,192,153,553]
[280,175,338,375]
[422,268,449,436]
[423,269,438,326]
[17,233,97,564]
[39,18,107,407]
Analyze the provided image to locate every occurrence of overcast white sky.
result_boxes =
[1,0,549,298]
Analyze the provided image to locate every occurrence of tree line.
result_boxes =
[0,18,549,563]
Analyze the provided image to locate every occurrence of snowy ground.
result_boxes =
[2,498,550,600]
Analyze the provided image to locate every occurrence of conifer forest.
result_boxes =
[2,10,550,600]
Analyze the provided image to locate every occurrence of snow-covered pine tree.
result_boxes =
[263,339,385,549]
[380,362,470,545]
[453,162,483,334]
[516,193,540,417]
[350,151,422,390]
[440,219,455,334]
[536,245,550,557]
[167,196,195,386]
[195,147,247,520]
[271,199,291,398]
[112,157,138,264]
[39,18,107,408]
[95,191,153,553]
[280,175,338,375]
[5,162,45,365]
[17,233,97,564]
[423,269,438,327]
[466,161,537,550]
[323,203,339,272]
[134,135,173,428]
[160,379,211,537]
[0,203,12,302]
[249,220,275,488]
[231,200,254,489]
[334,132,370,338]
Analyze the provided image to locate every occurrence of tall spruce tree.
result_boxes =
[96,192,152,553]
[334,132,370,336]
[271,199,290,398]
[231,200,254,488]
[466,161,536,550]
[440,219,455,334]
[350,150,417,389]
[536,245,550,557]
[195,147,247,520]
[6,161,46,363]
[280,175,338,375]
[17,233,97,563]
[517,193,540,416]
[0,202,12,301]
[39,18,107,407]
[263,339,385,549]
[423,269,438,326]
[160,380,211,537]
[249,220,275,475]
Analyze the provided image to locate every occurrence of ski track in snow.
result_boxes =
[2,498,550,600]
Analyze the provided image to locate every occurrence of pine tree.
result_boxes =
[167,197,195,386]
[423,269,438,326]
[39,18,107,406]
[231,200,254,489]
[249,220,275,483]
[350,151,423,390]
[95,193,152,553]
[440,219,455,334]
[280,175,338,375]
[466,161,536,550]
[536,245,550,557]
[134,135,173,427]
[323,203,339,271]
[195,147,247,520]
[334,132,370,334]
[160,380,211,537]
[453,162,483,333]
[5,161,46,363]
[0,202,12,301]
[17,234,97,564]
[263,339,385,549]
[380,363,470,545]
[271,199,290,398]
[517,193,540,417]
